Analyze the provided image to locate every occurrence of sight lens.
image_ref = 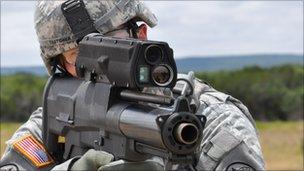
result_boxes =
[145,45,162,65]
[152,65,172,86]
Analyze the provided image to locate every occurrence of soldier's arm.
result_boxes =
[0,108,54,170]
[0,109,129,171]
[193,79,265,171]
[0,108,79,171]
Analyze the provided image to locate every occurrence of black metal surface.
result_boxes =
[120,90,174,105]
[42,36,205,169]
[75,33,177,89]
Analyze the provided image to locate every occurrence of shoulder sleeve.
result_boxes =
[3,107,43,149]
[193,81,265,171]
[215,142,264,171]
[0,108,55,171]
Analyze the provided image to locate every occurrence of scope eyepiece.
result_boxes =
[145,45,163,65]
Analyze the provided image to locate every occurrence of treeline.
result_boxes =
[196,64,303,121]
[0,64,303,122]
[1,73,47,121]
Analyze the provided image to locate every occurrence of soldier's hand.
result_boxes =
[71,149,114,171]
[98,160,165,171]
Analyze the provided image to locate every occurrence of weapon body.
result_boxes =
[43,34,206,169]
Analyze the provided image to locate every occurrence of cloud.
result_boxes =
[0,1,303,67]
[1,1,41,66]
[1,1,34,13]
[145,1,303,57]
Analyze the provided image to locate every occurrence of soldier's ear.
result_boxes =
[137,23,147,40]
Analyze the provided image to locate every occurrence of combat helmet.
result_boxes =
[34,0,158,75]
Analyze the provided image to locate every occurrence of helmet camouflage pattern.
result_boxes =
[34,0,158,75]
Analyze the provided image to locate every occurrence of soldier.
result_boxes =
[0,0,265,171]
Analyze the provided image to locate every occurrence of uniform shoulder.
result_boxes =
[193,79,265,170]
[194,78,256,128]
[0,108,55,171]
[5,107,43,146]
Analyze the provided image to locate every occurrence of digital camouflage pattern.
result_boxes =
[143,76,265,170]
[34,0,157,75]
[0,76,265,170]
[192,78,264,170]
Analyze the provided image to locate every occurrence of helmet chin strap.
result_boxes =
[50,56,72,76]
[126,19,139,39]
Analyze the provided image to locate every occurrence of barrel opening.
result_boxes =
[175,123,199,145]
[180,124,198,143]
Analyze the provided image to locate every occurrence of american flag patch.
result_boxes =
[13,134,54,168]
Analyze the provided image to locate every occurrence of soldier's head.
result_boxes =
[34,0,157,76]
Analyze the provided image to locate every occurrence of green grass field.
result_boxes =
[256,121,303,170]
[1,121,303,170]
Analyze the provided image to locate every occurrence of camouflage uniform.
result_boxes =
[0,0,265,170]
[192,79,264,170]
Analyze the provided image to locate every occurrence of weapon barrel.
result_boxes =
[107,103,203,154]
[117,104,168,148]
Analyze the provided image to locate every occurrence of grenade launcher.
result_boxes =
[42,33,206,170]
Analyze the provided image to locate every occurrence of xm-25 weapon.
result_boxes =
[43,33,206,170]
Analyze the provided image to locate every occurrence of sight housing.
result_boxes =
[76,33,177,90]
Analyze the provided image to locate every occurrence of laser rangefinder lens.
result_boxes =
[145,45,162,65]
[152,65,172,86]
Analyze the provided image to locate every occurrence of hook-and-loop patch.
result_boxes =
[12,134,54,168]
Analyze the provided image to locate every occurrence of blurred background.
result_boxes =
[1,1,303,170]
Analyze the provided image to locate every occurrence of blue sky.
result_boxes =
[1,1,303,67]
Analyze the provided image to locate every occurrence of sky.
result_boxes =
[1,1,303,67]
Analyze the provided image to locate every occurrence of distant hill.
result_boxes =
[1,66,47,76]
[1,54,303,75]
[176,54,303,72]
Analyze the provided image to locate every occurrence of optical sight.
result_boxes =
[75,33,177,89]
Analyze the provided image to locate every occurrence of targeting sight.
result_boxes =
[75,33,177,90]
